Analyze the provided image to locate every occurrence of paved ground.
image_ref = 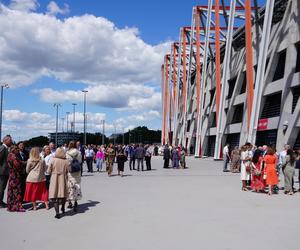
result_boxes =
[0,156,299,250]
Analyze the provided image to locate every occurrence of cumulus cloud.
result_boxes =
[9,0,39,12]
[0,4,169,87]
[46,1,70,16]
[33,84,161,111]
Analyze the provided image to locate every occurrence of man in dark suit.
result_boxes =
[0,135,12,208]
[163,144,171,168]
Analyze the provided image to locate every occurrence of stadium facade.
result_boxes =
[161,0,300,158]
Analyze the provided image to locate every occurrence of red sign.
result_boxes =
[257,118,268,131]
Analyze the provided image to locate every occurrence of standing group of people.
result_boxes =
[0,136,82,219]
[223,143,300,195]
[162,144,186,169]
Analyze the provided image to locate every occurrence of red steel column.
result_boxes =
[161,64,165,145]
[245,0,254,130]
[215,0,221,122]
[164,55,169,145]
[173,44,177,106]
[183,29,187,113]
[196,9,201,116]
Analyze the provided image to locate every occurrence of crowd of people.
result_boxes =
[223,142,300,195]
[0,135,162,218]
[162,145,187,169]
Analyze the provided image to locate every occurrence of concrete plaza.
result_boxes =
[0,156,299,250]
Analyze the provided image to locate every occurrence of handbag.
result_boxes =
[245,162,251,173]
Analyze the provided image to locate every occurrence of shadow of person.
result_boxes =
[62,200,100,217]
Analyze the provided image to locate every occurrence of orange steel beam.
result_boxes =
[169,90,172,142]
[163,56,169,145]
[196,5,259,10]
[161,64,165,145]
[182,29,187,113]
[172,44,177,106]
[195,9,202,156]
[245,0,254,131]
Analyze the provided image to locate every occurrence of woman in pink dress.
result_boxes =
[251,150,265,192]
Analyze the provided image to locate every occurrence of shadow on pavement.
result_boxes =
[62,200,100,217]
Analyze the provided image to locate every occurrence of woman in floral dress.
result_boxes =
[7,145,25,212]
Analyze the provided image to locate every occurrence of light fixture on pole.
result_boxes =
[82,90,88,145]
[66,112,70,132]
[54,103,62,146]
[0,83,9,141]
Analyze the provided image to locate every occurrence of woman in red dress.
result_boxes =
[7,146,25,212]
[264,148,278,195]
[24,147,49,210]
[251,149,265,192]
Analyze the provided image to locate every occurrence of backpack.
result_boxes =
[69,153,81,173]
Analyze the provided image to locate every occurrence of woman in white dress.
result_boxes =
[240,145,251,191]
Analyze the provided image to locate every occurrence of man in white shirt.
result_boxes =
[278,144,290,174]
[85,145,95,173]
[223,144,230,172]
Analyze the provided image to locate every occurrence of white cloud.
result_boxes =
[46,1,70,16]
[3,109,51,122]
[0,4,170,87]
[9,0,38,12]
[33,84,161,111]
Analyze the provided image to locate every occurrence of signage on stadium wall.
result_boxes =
[257,118,268,131]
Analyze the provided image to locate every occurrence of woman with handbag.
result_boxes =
[24,147,49,210]
[240,145,251,191]
[116,145,127,177]
[282,149,296,195]
[250,149,265,192]
[47,147,70,219]
[66,141,82,212]
[264,148,278,195]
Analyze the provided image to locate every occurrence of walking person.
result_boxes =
[0,135,12,208]
[17,141,29,201]
[163,144,171,168]
[128,144,136,171]
[264,148,279,195]
[250,149,265,192]
[24,147,49,210]
[145,145,152,171]
[85,144,95,173]
[6,145,25,212]
[240,145,251,191]
[66,141,82,212]
[282,149,296,195]
[47,148,70,219]
[95,146,105,172]
[116,145,127,177]
[230,146,240,173]
[180,147,186,169]
[105,143,115,177]
[223,143,230,172]
[76,141,85,176]
[135,144,145,171]
[42,146,52,190]
[296,150,300,192]
[171,146,180,168]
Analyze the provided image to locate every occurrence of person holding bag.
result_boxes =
[66,141,82,212]
[24,147,49,210]
[264,148,278,195]
[251,149,265,192]
[282,149,296,195]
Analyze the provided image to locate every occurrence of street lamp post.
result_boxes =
[54,104,62,146]
[72,103,77,133]
[82,90,88,145]
[101,120,105,145]
[61,118,65,132]
[0,83,9,141]
[66,112,70,132]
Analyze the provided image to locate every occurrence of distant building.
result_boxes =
[49,132,81,146]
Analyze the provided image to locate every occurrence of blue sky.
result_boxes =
[0,0,265,140]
